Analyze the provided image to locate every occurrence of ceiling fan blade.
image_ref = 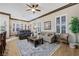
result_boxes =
[36,9,41,11]
[32,4,35,8]
[26,4,32,8]
[35,4,38,8]
[26,9,31,11]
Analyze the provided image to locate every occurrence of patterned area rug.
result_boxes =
[16,39,60,56]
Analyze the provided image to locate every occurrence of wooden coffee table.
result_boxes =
[28,37,43,47]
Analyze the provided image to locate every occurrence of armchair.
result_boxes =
[59,33,69,44]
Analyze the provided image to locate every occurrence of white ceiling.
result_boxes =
[0,3,68,21]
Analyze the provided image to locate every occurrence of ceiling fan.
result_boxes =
[26,4,41,14]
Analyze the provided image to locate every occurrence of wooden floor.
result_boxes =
[4,37,20,56]
[53,43,79,56]
[4,37,79,56]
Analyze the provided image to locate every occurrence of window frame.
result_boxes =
[55,15,67,34]
[13,23,15,32]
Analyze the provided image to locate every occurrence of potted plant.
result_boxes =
[70,16,79,48]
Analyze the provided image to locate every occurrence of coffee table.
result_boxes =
[28,37,43,47]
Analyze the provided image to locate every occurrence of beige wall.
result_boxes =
[30,4,79,43]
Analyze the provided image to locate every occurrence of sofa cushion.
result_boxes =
[60,33,69,40]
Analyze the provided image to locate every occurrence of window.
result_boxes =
[56,17,60,24]
[61,16,66,24]
[37,22,41,33]
[25,24,27,30]
[21,24,23,30]
[16,24,20,31]
[56,16,66,33]
[56,17,60,33]
[56,26,60,33]
[61,25,66,33]
[13,23,15,32]
[61,16,66,33]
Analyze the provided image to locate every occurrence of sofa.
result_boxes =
[18,30,31,40]
[38,32,55,43]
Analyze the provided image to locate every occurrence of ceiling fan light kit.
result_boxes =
[31,8,35,11]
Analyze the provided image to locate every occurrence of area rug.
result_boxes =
[16,39,60,56]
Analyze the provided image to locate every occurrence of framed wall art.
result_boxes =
[44,21,51,30]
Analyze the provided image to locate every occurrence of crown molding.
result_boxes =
[10,18,30,22]
[0,11,29,22]
[0,12,10,16]
[30,3,78,21]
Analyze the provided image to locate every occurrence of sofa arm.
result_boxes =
[47,35,55,43]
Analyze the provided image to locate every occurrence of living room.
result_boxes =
[0,3,79,56]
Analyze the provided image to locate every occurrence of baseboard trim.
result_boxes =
[6,37,18,42]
